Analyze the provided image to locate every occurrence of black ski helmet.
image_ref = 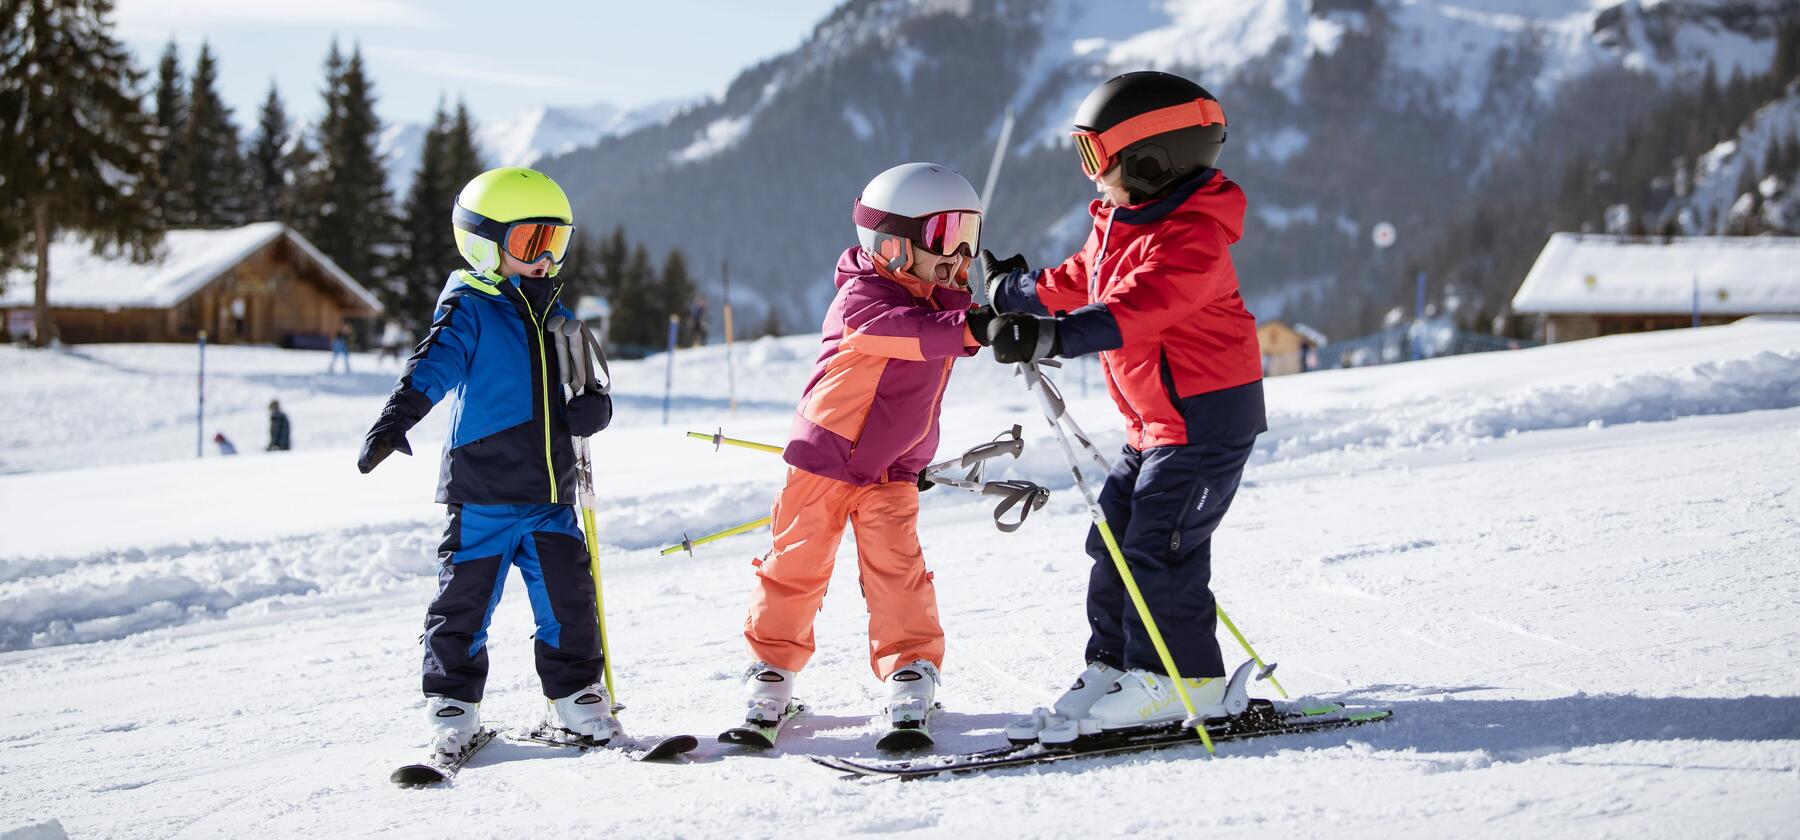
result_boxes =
[1073,71,1227,202]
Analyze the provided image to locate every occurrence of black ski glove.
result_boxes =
[916,471,935,492]
[357,389,430,473]
[989,313,1061,364]
[979,250,1031,307]
[566,391,613,437]
[965,305,998,347]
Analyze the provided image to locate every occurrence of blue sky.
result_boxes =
[113,0,844,126]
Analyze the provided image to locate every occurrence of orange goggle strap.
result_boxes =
[1074,98,1227,174]
[453,205,574,264]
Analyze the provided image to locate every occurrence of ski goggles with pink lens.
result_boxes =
[852,200,983,257]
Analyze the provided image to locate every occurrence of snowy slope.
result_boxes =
[2,320,1799,836]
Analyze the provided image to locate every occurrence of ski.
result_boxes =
[812,700,1391,779]
[876,702,940,751]
[390,727,500,787]
[719,701,807,749]
[511,725,699,762]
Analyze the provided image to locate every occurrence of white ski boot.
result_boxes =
[548,683,621,744]
[1040,659,1255,745]
[884,660,940,727]
[424,695,482,756]
[742,661,798,725]
[1004,662,1124,743]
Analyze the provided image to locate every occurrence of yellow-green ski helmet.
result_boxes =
[451,167,576,281]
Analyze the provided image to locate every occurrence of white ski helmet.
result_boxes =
[853,163,983,279]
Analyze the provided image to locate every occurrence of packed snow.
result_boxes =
[2,318,1798,837]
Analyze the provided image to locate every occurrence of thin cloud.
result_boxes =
[114,0,440,36]
[363,45,590,93]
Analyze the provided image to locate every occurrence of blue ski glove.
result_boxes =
[566,391,613,437]
[989,313,1061,364]
[358,389,429,473]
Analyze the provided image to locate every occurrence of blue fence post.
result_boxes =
[662,314,679,425]
[196,330,207,458]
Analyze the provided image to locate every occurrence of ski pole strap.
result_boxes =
[982,479,1050,533]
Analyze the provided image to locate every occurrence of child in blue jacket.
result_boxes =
[358,167,615,757]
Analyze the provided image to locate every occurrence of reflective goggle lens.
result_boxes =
[1073,132,1108,178]
[919,210,982,257]
[504,222,573,264]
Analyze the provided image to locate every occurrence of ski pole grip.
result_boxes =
[554,320,591,394]
[547,316,576,391]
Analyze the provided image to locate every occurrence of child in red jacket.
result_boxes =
[982,71,1266,743]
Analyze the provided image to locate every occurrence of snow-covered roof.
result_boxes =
[1512,233,1800,316]
[0,222,382,314]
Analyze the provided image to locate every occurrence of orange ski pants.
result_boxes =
[744,467,944,680]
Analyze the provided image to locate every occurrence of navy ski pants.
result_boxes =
[1084,439,1254,678]
[421,503,603,703]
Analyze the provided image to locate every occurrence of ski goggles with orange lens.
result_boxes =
[453,205,575,265]
[1072,98,1227,179]
[852,200,983,257]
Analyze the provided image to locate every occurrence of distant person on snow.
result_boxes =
[378,319,411,365]
[266,401,290,452]
[687,296,709,347]
[212,432,237,456]
[356,167,616,759]
[980,71,1267,743]
[736,163,987,741]
[327,323,353,374]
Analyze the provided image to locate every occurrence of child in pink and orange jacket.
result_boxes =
[733,163,994,737]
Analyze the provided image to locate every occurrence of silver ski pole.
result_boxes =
[1025,361,1286,698]
[548,315,619,711]
[1020,360,1223,749]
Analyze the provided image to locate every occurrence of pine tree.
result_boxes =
[443,100,485,188]
[246,83,292,223]
[300,41,393,302]
[150,40,185,223]
[391,101,459,323]
[176,41,245,227]
[608,243,660,350]
[659,249,696,335]
[0,0,163,346]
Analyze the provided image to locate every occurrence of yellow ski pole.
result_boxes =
[686,429,783,455]
[1021,361,1215,754]
[661,515,773,556]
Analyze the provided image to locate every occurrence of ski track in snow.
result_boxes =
[2,320,1799,837]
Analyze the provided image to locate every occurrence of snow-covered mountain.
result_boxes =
[1659,84,1800,235]
[538,0,1790,334]
[374,100,687,196]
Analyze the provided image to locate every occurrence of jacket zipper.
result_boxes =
[515,283,562,504]
[1088,210,1147,447]
[893,356,955,482]
[885,290,954,483]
